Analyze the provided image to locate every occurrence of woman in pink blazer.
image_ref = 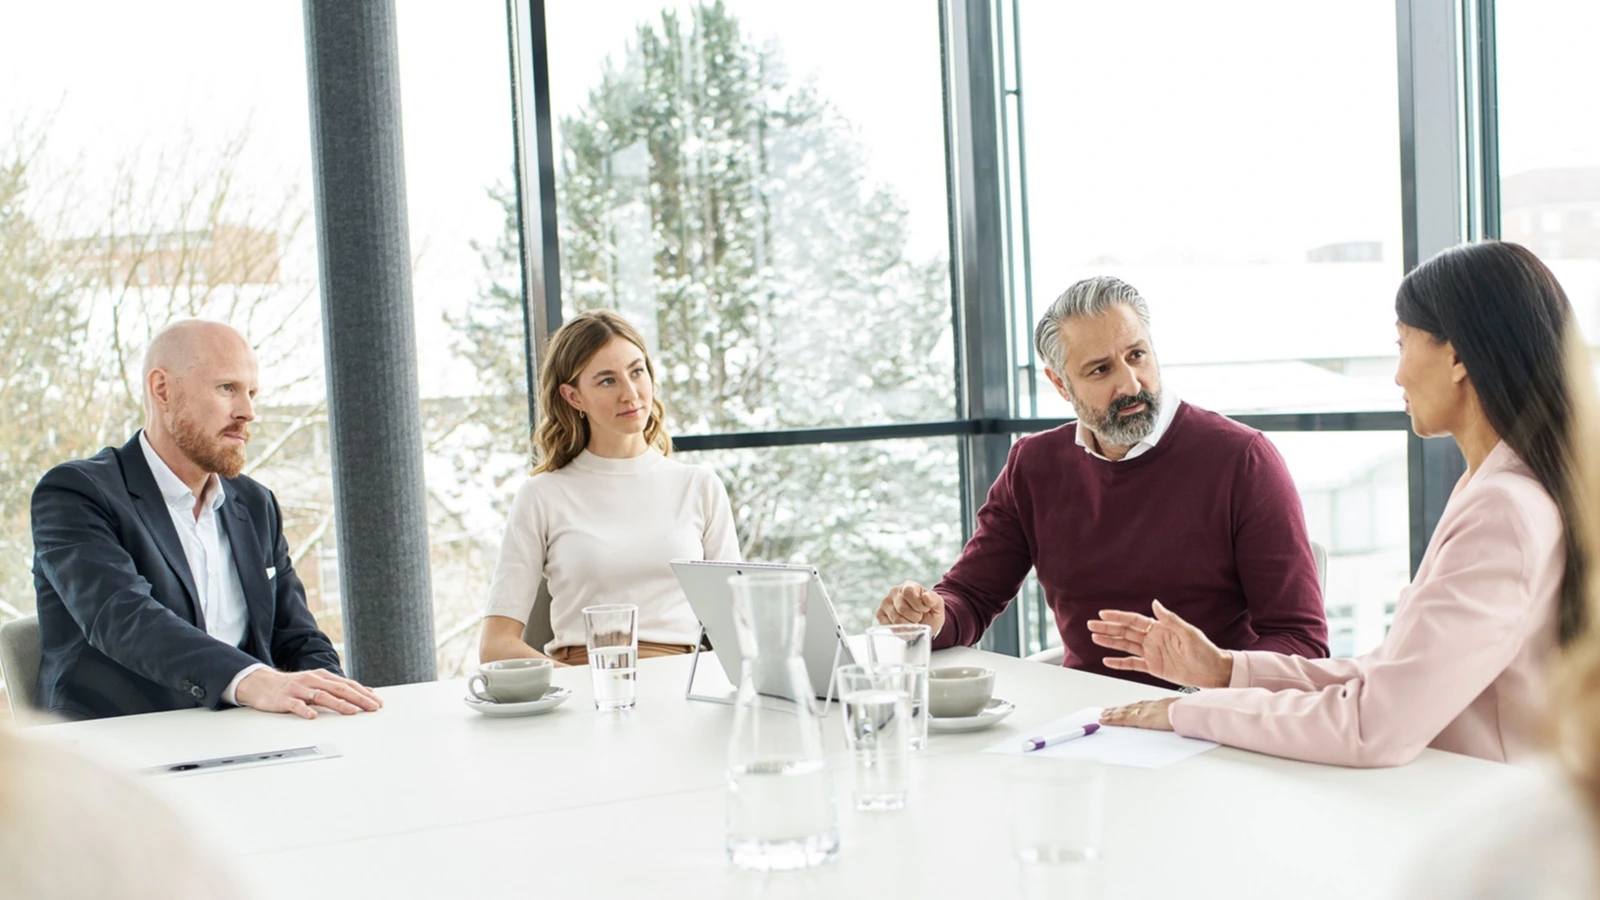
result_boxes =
[1089,241,1588,767]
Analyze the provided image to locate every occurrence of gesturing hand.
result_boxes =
[235,668,383,720]
[1086,600,1233,689]
[874,581,946,638]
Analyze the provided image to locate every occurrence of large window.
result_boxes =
[1007,0,1404,421]
[393,2,523,678]
[0,4,331,713]
[0,2,529,714]
[3,0,1561,707]
[1002,0,1409,655]
[1496,0,1600,344]
[541,0,958,628]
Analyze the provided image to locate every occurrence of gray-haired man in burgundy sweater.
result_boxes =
[876,277,1329,686]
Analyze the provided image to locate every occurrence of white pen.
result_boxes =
[1021,723,1101,753]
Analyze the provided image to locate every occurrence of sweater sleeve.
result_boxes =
[1170,482,1548,767]
[1230,434,1330,658]
[483,479,546,624]
[701,467,742,562]
[932,441,1034,649]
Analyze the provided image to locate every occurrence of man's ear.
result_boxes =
[1044,368,1074,405]
[147,369,171,410]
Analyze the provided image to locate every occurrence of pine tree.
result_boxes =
[461,1,960,629]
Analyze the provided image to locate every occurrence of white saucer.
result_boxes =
[928,698,1015,733]
[463,686,572,717]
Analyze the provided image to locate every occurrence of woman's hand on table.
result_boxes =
[1100,698,1177,731]
[1087,600,1233,689]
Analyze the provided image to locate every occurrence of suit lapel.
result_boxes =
[221,497,274,661]
[119,435,204,627]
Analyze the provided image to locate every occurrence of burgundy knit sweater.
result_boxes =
[932,402,1329,685]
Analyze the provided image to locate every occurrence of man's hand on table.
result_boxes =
[235,668,383,720]
[874,581,946,638]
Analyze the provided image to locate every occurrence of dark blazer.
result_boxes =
[31,433,342,720]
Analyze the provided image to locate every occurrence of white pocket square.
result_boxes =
[265,567,277,580]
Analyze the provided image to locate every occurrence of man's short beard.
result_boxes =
[168,401,248,479]
[1079,389,1162,448]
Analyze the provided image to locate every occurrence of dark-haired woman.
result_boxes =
[1088,241,1585,767]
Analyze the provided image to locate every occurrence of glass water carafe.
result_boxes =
[724,571,839,870]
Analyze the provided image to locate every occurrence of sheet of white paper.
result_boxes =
[982,707,1218,769]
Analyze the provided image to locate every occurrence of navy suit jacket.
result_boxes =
[30,433,342,720]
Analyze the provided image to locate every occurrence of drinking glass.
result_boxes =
[835,663,913,811]
[582,604,638,711]
[1009,761,1106,899]
[864,623,931,750]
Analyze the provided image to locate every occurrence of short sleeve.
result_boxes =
[483,478,548,623]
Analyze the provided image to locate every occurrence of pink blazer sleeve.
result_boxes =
[1223,650,1362,692]
[1169,478,1555,768]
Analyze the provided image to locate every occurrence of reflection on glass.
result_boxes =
[546,1,954,432]
[678,438,962,634]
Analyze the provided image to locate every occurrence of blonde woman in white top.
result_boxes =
[479,310,740,665]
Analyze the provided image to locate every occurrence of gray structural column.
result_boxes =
[1396,0,1469,575]
[303,0,437,685]
[944,0,1020,656]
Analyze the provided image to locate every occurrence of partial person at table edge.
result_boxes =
[1095,241,1580,768]
[31,319,380,721]
[479,309,741,667]
[0,728,249,898]
[874,275,1329,687]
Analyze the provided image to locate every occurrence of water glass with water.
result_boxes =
[583,604,638,711]
[1009,761,1106,899]
[836,663,913,811]
[864,623,931,750]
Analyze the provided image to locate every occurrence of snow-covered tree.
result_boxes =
[461,1,961,629]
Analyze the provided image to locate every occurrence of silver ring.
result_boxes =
[308,688,321,704]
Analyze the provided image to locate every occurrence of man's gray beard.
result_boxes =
[1084,389,1161,448]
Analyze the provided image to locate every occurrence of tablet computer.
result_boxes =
[671,559,857,701]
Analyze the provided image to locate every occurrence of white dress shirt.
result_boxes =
[1074,390,1181,462]
[138,432,264,704]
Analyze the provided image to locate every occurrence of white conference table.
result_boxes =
[36,647,1536,899]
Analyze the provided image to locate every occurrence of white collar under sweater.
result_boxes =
[1074,390,1181,463]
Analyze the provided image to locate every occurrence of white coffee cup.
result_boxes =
[468,658,554,704]
[928,666,996,718]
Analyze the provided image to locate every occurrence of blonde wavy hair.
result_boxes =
[533,309,670,474]
[1554,329,1600,825]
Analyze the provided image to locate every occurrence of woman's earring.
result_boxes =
[579,410,586,419]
